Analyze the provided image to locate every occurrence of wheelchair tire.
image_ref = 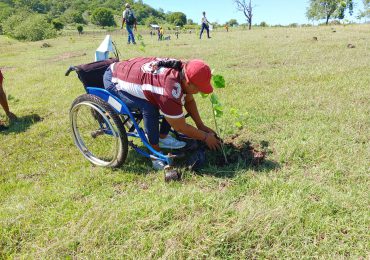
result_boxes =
[70,94,128,167]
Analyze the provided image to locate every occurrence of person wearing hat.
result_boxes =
[103,57,221,170]
[121,3,137,44]
[0,69,17,130]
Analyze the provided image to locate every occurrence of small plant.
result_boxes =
[77,25,83,35]
[200,74,227,162]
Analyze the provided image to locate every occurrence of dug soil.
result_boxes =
[207,133,266,167]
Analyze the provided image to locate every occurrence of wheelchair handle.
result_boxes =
[65,66,77,76]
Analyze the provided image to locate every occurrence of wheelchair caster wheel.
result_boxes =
[164,167,181,182]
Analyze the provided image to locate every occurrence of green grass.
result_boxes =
[0,25,369,258]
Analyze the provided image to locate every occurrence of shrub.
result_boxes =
[77,25,83,34]
[52,19,64,31]
[3,13,57,41]
[91,8,115,27]
[259,21,268,27]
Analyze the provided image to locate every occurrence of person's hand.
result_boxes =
[199,124,217,136]
[204,133,220,150]
[7,111,17,121]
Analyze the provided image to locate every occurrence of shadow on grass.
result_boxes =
[199,158,281,179]
[0,114,42,135]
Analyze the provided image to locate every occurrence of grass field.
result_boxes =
[0,25,369,258]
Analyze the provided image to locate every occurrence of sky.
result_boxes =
[143,0,365,25]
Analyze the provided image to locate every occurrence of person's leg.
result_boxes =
[0,71,15,120]
[199,24,205,39]
[126,25,133,43]
[0,83,10,115]
[159,118,171,138]
[130,25,136,44]
[116,91,161,150]
[206,26,211,38]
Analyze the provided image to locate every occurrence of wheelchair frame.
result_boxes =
[85,86,173,166]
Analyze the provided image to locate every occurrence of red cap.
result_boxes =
[185,59,213,94]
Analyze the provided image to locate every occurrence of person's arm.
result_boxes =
[165,116,220,150]
[184,94,216,135]
[121,11,126,29]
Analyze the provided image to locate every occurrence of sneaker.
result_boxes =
[159,135,186,149]
[152,159,166,170]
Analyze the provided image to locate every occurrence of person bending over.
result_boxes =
[103,57,220,170]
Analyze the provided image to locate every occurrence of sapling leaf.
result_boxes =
[212,75,225,88]
[213,104,223,112]
[210,93,219,104]
[214,109,223,118]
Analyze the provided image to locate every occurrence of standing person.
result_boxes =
[0,69,17,130]
[199,11,211,39]
[159,27,164,41]
[225,24,229,32]
[121,3,137,45]
[103,57,220,170]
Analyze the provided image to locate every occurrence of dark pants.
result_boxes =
[200,23,210,39]
[103,68,171,145]
[126,24,136,44]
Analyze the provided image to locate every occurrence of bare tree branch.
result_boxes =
[234,0,253,29]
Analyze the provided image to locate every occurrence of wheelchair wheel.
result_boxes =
[70,94,128,167]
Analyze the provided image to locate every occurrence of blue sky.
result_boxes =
[143,0,364,25]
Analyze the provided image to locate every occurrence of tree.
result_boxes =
[234,0,253,30]
[228,19,238,26]
[358,0,370,19]
[167,12,186,26]
[306,0,354,25]
[91,7,115,27]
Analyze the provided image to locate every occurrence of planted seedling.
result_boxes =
[200,74,229,163]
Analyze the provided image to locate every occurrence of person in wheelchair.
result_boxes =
[103,57,221,170]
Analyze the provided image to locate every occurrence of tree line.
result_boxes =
[0,0,191,40]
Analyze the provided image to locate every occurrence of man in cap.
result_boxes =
[121,3,137,44]
[103,57,220,170]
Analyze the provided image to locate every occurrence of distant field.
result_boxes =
[0,25,369,258]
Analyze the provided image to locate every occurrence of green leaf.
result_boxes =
[210,93,219,105]
[200,93,209,98]
[214,109,223,118]
[213,104,223,112]
[212,74,225,88]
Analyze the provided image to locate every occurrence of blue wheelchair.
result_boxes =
[65,58,188,169]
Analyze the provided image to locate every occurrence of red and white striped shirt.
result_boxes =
[111,57,185,118]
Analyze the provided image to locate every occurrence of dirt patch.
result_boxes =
[49,52,87,62]
[207,133,267,167]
